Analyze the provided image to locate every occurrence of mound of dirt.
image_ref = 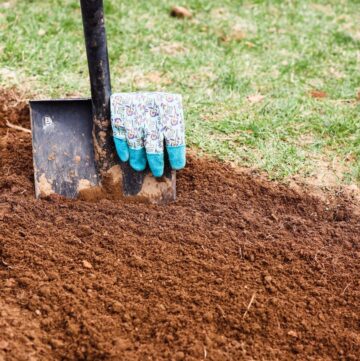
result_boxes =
[0,89,359,361]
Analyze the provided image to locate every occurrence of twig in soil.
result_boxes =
[203,346,207,359]
[243,292,256,319]
[216,304,226,318]
[0,258,13,269]
[5,120,31,134]
[215,304,226,319]
[341,282,351,295]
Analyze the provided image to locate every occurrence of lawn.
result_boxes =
[0,0,359,183]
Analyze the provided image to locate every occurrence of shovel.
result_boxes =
[30,0,176,203]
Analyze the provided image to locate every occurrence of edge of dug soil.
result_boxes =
[1,85,359,214]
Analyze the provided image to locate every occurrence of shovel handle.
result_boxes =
[80,0,114,173]
[80,0,176,203]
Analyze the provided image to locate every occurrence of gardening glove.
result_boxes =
[110,92,186,177]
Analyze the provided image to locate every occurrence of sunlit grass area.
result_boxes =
[0,0,359,183]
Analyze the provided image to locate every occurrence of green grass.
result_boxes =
[1,0,359,184]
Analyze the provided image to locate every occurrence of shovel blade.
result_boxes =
[30,98,176,203]
[30,99,99,199]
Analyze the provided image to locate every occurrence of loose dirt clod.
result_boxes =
[170,5,192,19]
[0,89,360,360]
[310,89,327,99]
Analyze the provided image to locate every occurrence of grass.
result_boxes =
[0,0,359,184]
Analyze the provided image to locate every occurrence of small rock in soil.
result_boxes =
[110,301,123,314]
[82,260,92,269]
[264,275,273,283]
[288,330,298,338]
[174,351,185,361]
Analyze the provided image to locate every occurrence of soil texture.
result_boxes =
[0,89,359,361]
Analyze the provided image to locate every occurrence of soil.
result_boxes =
[0,89,359,361]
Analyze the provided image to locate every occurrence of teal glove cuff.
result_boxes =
[114,138,129,162]
[166,145,186,170]
[129,148,147,172]
[147,153,164,178]
[113,143,186,177]
[147,146,185,177]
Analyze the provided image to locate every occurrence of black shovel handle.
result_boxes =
[79,0,176,202]
[80,0,114,173]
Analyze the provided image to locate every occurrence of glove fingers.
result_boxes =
[113,138,129,162]
[127,127,147,172]
[147,153,164,178]
[129,148,147,172]
[144,114,165,177]
[162,94,186,171]
[166,145,186,170]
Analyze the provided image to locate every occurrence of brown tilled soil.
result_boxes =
[0,89,359,361]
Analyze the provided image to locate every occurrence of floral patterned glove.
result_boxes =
[110,92,186,177]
